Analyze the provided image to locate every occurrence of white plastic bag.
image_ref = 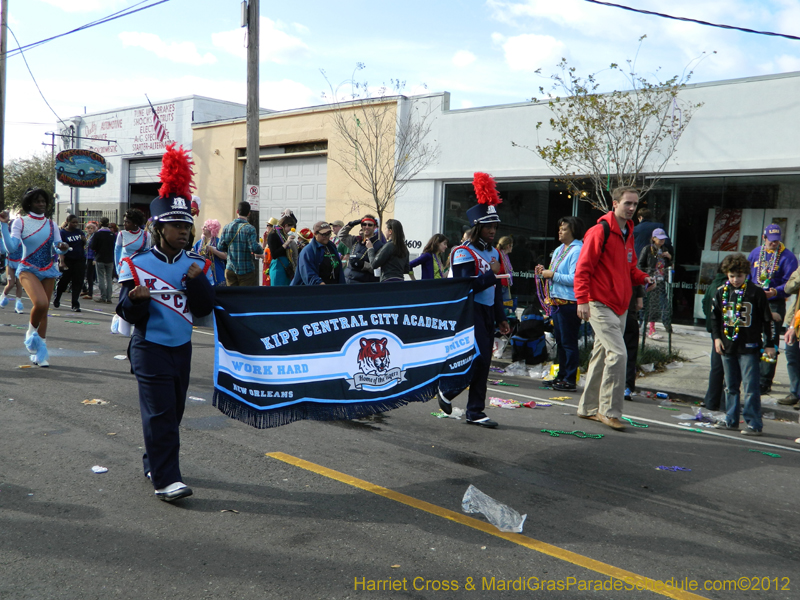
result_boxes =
[504,360,529,376]
[462,484,526,533]
[493,336,508,359]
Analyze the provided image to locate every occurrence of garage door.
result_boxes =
[259,155,327,232]
[129,158,162,184]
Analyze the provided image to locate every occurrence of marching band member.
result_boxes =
[438,173,511,428]
[0,188,69,367]
[117,144,214,502]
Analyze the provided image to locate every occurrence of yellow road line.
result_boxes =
[267,451,709,600]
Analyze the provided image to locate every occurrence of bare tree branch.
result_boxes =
[322,66,440,224]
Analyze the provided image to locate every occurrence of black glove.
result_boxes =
[347,219,361,228]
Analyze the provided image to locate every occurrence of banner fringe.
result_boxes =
[213,374,471,429]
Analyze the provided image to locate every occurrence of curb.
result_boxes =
[490,358,800,424]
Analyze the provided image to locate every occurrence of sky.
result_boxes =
[4,0,800,162]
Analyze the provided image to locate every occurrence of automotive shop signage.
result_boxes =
[55,149,107,188]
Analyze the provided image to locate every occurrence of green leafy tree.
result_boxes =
[322,64,440,225]
[513,39,708,211]
[3,152,56,213]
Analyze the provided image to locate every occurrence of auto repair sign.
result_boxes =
[55,149,107,188]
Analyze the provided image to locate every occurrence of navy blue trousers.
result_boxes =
[130,335,192,490]
[623,309,639,391]
[553,303,581,385]
[466,303,494,420]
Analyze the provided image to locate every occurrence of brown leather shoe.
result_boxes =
[598,413,626,430]
[578,413,599,421]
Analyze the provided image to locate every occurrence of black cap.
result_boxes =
[150,194,194,224]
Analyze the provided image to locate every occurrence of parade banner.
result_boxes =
[212,279,476,428]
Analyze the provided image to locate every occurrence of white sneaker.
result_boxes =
[154,482,193,502]
[14,299,24,314]
[0,294,8,308]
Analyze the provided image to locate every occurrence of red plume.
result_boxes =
[473,172,501,206]
[158,143,195,199]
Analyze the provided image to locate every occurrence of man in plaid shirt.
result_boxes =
[218,201,264,286]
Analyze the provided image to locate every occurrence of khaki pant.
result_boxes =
[578,301,628,419]
[225,269,258,287]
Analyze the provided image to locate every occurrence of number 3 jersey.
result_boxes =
[710,281,777,354]
[117,247,214,347]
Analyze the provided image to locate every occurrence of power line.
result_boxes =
[6,26,68,132]
[584,0,800,41]
[5,0,172,58]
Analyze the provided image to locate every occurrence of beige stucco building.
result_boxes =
[192,97,401,234]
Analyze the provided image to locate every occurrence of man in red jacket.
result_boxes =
[574,186,654,430]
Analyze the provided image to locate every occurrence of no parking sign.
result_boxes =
[247,185,260,210]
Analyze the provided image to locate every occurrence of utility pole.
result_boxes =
[0,0,8,212]
[245,0,260,229]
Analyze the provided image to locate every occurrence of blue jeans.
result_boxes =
[785,339,800,399]
[721,353,762,431]
[552,302,580,384]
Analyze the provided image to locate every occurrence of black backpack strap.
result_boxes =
[600,220,611,254]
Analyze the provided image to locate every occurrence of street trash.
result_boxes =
[432,407,463,419]
[91,466,108,474]
[692,406,724,423]
[462,484,526,533]
[188,396,206,402]
[489,380,519,387]
[18,365,33,369]
[748,449,780,457]
[761,396,777,405]
[83,351,99,354]
[665,361,683,369]
[504,360,529,376]
[656,392,669,399]
[82,399,108,405]
[548,397,569,402]
[673,413,698,420]
[113,355,127,360]
[762,412,776,420]
[640,363,655,373]
[489,397,521,409]
[656,466,691,471]
[528,365,547,379]
[492,337,509,359]
[489,367,505,374]
[659,399,682,406]
[542,429,603,439]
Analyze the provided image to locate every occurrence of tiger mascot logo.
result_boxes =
[358,337,390,374]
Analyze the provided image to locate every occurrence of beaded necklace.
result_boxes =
[548,243,573,273]
[721,280,746,341]
[755,243,783,289]
[540,243,574,311]
[499,250,514,285]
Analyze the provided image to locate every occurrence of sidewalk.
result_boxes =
[493,323,800,424]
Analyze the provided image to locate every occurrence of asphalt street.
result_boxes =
[1,298,800,600]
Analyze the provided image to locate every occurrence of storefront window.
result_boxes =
[443,181,575,309]
[671,174,800,324]
[442,174,800,325]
